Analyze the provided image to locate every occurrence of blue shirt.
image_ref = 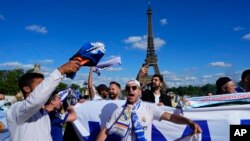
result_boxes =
[49,111,69,141]
[235,86,245,93]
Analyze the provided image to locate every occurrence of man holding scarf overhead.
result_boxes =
[97,80,202,141]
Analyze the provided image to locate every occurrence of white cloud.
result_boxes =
[154,38,166,49]
[242,33,250,40]
[25,24,48,34]
[124,35,166,50]
[202,75,212,79]
[37,59,54,64]
[160,18,167,26]
[0,61,53,75]
[162,68,243,88]
[162,70,171,75]
[106,67,123,71]
[210,62,232,67]
[124,36,146,49]
[233,26,245,31]
[124,36,142,43]
[165,74,198,87]
[213,73,225,77]
[184,76,197,81]
[0,14,5,21]
[162,70,183,82]
[0,62,33,70]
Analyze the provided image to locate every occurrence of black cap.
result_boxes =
[216,77,232,89]
[96,84,109,93]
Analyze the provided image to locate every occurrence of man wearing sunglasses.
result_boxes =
[97,79,202,141]
[137,65,172,107]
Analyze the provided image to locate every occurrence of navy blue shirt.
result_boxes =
[49,111,68,141]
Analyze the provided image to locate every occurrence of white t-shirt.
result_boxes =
[92,93,103,100]
[154,94,160,104]
[106,101,165,141]
[91,87,103,100]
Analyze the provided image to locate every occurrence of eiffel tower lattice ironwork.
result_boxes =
[139,3,167,90]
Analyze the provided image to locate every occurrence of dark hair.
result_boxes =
[241,69,250,81]
[110,81,121,89]
[216,76,231,94]
[45,90,59,105]
[152,74,163,82]
[96,84,109,94]
[18,72,44,97]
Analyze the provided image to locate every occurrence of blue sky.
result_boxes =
[1,0,250,88]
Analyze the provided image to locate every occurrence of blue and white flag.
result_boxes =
[0,100,5,108]
[0,102,10,141]
[72,93,250,141]
[67,42,105,79]
[58,88,72,102]
[93,57,121,76]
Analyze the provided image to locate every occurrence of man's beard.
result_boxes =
[151,85,160,91]
[109,93,117,99]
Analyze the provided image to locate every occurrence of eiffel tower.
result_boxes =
[139,2,167,90]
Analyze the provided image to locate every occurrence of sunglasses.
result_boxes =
[125,86,138,91]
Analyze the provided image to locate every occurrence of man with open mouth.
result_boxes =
[97,79,202,141]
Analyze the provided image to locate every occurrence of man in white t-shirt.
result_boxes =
[97,80,202,141]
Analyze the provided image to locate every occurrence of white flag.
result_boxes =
[93,57,121,75]
[58,88,72,101]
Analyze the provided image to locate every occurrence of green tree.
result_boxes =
[57,83,68,91]
[0,69,24,95]
[70,83,80,90]
[201,84,216,95]
[167,83,215,97]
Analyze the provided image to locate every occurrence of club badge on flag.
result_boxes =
[67,42,105,79]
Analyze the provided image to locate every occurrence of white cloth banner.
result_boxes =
[185,92,250,109]
[73,100,250,141]
[93,57,121,76]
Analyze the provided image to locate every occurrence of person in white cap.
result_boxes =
[97,79,202,141]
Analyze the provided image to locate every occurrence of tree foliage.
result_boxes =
[167,84,216,96]
[70,83,80,90]
[57,83,68,91]
[0,69,25,95]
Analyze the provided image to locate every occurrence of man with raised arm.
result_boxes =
[97,79,202,141]
[7,60,81,141]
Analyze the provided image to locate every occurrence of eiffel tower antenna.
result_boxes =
[138,1,167,90]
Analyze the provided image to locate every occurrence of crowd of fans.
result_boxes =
[1,61,250,141]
